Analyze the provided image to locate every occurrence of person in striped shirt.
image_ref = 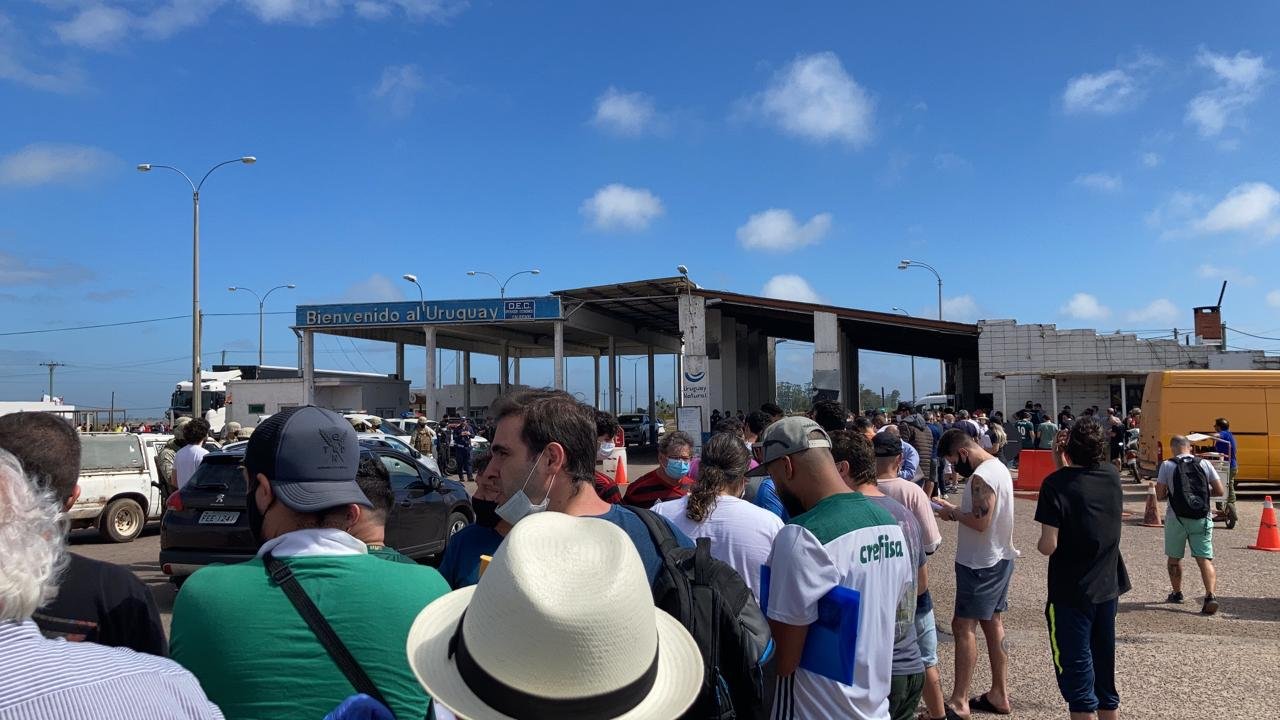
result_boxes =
[622,430,695,509]
[0,449,223,720]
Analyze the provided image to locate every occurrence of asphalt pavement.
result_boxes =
[69,455,1280,719]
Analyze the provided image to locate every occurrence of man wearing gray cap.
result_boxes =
[170,405,450,720]
[753,416,913,720]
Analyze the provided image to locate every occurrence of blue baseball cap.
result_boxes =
[244,405,370,512]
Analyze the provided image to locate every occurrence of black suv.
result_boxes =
[159,443,473,585]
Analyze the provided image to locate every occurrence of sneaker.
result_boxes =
[1166,591,1184,604]
[1202,595,1220,615]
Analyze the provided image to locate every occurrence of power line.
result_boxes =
[0,314,188,337]
[1225,326,1280,342]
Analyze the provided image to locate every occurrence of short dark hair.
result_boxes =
[936,427,977,458]
[1214,417,1229,430]
[744,411,768,435]
[714,417,744,437]
[829,429,875,486]
[811,399,848,433]
[490,389,596,484]
[1064,419,1107,468]
[595,411,620,439]
[355,454,394,521]
[183,418,210,445]
[850,416,874,435]
[0,412,81,503]
[760,402,783,417]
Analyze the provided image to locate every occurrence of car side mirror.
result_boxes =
[411,448,422,459]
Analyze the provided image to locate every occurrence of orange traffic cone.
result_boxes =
[1141,482,1163,528]
[1248,495,1280,552]
[614,449,628,487]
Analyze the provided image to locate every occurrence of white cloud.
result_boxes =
[579,184,664,232]
[242,0,465,23]
[1125,298,1178,324]
[138,1,223,39]
[0,143,115,186]
[1144,190,1202,232]
[748,51,874,147]
[53,5,131,49]
[762,275,822,304]
[1194,182,1280,237]
[0,251,93,286]
[1060,293,1111,320]
[591,87,661,137]
[1062,68,1139,114]
[1186,48,1269,137]
[241,0,344,23]
[736,209,831,252]
[342,273,404,302]
[0,13,84,93]
[1197,263,1256,287]
[1074,172,1122,193]
[1267,290,1280,309]
[942,295,981,323]
[370,64,425,119]
[933,152,969,171]
[1142,152,1161,168]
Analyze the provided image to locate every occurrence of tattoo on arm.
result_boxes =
[970,476,992,518]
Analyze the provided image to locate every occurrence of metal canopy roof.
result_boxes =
[301,276,979,362]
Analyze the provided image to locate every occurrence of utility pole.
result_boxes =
[39,362,65,399]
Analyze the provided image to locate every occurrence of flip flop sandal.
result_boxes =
[944,705,970,720]
[969,694,1011,715]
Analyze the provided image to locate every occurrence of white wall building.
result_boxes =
[227,376,410,426]
[978,320,1280,416]
[411,382,531,420]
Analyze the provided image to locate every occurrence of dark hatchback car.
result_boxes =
[159,442,473,585]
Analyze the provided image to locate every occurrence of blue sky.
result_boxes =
[3,1,1280,414]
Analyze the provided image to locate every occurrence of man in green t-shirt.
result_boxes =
[170,406,449,720]
[1036,418,1059,450]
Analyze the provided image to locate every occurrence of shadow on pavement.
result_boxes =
[67,526,161,545]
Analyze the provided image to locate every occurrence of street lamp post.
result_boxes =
[228,284,296,366]
[465,269,541,298]
[138,156,255,419]
[892,307,917,403]
[898,259,944,394]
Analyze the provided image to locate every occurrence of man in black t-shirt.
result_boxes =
[1034,419,1130,720]
[0,413,166,656]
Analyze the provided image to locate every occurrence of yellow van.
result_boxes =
[1137,370,1280,483]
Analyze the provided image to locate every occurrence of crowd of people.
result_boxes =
[0,386,1238,720]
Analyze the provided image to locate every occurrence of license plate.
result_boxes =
[198,511,239,525]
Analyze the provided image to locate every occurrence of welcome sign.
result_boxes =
[296,297,562,328]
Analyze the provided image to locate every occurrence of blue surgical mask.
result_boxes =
[496,450,550,526]
[665,458,691,479]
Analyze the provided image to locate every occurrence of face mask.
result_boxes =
[665,458,691,479]
[597,441,616,460]
[244,473,274,547]
[953,453,976,478]
[496,450,549,526]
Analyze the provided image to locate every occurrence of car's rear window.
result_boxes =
[190,460,246,494]
[80,435,143,472]
[618,415,644,423]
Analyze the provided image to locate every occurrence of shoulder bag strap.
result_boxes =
[263,553,393,711]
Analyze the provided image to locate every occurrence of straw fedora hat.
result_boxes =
[406,512,701,720]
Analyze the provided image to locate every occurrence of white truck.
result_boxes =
[72,432,171,542]
[170,369,242,433]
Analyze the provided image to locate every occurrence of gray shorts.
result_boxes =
[955,559,1014,621]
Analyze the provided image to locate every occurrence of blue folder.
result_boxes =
[760,565,861,685]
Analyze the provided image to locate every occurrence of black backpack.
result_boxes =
[630,508,775,720]
[1168,456,1211,519]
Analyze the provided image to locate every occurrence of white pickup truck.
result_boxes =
[72,432,171,542]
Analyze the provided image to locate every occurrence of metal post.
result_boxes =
[1120,376,1127,418]
[302,330,315,405]
[424,327,437,418]
[936,277,944,393]
[553,322,566,390]
[1000,376,1007,419]
[607,336,617,413]
[499,342,510,394]
[463,351,472,419]
[257,298,264,367]
[1050,376,1058,422]
[514,357,521,386]
[192,191,202,419]
[594,354,601,408]
[910,355,916,402]
[647,346,656,444]
[395,342,405,381]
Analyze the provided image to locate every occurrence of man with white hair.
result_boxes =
[0,449,224,718]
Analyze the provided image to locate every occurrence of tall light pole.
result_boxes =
[898,259,944,394]
[466,268,541,298]
[892,307,917,403]
[228,284,296,366]
[138,156,255,419]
